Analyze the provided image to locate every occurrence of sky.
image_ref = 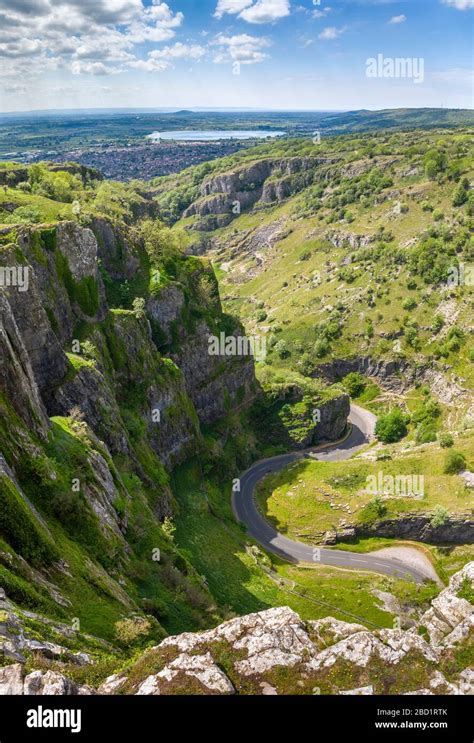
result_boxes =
[0,0,472,112]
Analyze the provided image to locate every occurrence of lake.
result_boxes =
[146,130,286,142]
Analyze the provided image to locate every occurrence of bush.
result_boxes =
[438,433,454,448]
[430,506,449,528]
[443,450,466,474]
[358,495,387,523]
[342,372,366,398]
[114,616,151,646]
[314,339,330,358]
[415,423,437,444]
[274,339,290,359]
[452,183,468,207]
[402,297,417,311]
[375,408,408,443]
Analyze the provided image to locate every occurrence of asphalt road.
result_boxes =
[232,405,429,583]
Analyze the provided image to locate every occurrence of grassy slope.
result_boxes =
[171,460,441,631]
[169,128,473,425]
[255,431,473,541]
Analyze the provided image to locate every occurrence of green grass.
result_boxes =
[171,460,436,630]
[0,187,73,224]
[255,432,473,542]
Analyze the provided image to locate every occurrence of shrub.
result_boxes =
[438,433,454,448]
[443,450,466,474]
[114,616,151,646]
[402,297,417,311]
[457,577,474,603]
[430,506,449,528]
[415,423,437,444]
[342,372,366,398]
[358,495,387,523]
[314,339,330,358]
[274,339,290,359]
[132,297,146,319]
[375,408,408,443]
[452,183,468,207]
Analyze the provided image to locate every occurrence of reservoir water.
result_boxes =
[147,130,286,142]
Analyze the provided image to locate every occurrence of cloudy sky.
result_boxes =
[0,0,472,112]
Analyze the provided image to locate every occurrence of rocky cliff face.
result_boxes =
[315,356,469,407]
[352,513,474,545]
[0,219,256,469]
[2,563,472,696]
[183,156,338,230]
[0,213,264,658]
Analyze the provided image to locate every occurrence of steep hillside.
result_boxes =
[0,209,264,643]
[163,128,473,427]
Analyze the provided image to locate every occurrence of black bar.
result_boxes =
[0,694,471,741]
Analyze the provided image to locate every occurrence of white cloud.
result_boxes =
[148,42,206,60]
[71,60,115,75]
[389,14,406,23]
[312,5,331,19]
[214,0,252,18]
[214,0,290,24]
[318,26,346,40]
[441,0,474,8]
[129,57,170,72]
[0,0,187,77]
[240,0,290,23]
[212,33,271,64]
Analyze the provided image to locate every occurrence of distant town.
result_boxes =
[28,141,250,180]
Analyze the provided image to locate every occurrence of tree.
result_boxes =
[140,219,181,267]
[274,339,290,359]
[452,183,468,207]
[375,408,408,443]
[423,149,446,180]
[342,372,366,398]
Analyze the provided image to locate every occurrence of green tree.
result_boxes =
[375,408,408,443]
[140,219,181,268]
[452,183,468,207]
[342,372,366,398]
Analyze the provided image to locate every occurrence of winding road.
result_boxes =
[232,405,433,584]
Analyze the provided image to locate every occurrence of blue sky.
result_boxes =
[0,0,472,112]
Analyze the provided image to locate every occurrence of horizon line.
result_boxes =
[1,105,473,117]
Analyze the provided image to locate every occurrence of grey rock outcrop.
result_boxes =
[4,563,472,696]
[0,665,92,695]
